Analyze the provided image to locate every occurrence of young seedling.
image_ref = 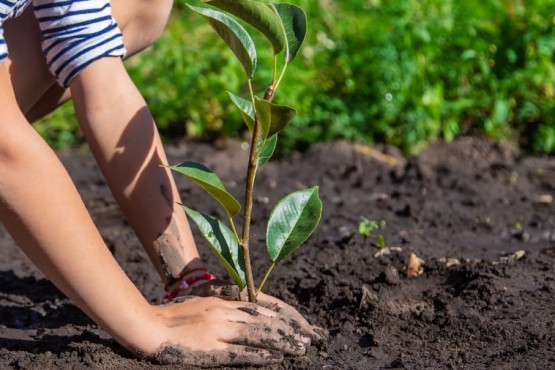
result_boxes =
[170,0,322,303]
[359,217,386,250]
[358,217,401,258]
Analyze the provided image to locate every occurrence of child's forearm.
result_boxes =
[69,57,200,285]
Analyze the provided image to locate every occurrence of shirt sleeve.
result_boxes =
[33,0,127,87]
[0,27,7,62]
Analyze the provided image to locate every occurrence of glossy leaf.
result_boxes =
[266,187,322,263]
[205,0,285,54]
[254,97,272,140]
[272,3,307,63]
[228,92,254,133]
[170,161,241,217]
[257,134,277,167]
[184,207,246,289]
[254,97,296,141]
[188,5,257,78]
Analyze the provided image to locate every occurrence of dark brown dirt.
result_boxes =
[1,136,554,369]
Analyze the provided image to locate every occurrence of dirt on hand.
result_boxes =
[1,136,554,369]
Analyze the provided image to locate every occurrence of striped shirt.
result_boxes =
[0,0,126,87]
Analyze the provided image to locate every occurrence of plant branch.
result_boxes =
[264,80,276,101]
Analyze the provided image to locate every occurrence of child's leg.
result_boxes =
[4,0,204,288]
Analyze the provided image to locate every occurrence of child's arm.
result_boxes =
[69,53,200,286]
[0,61,307,365]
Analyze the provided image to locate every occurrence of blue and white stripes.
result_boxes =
[0,28,6,61]
[1,0,126,86]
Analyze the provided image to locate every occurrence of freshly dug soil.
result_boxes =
[0,136,554,369]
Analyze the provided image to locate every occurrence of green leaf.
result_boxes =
[254,97,296,141]
[257,134,277,167]
[254,97,272,140]
[187,5,257,78]
[184,207,246,289]
[358,217,379,237]
[228,92,254,133]
[271,3,307,63]
[267,102,297,137]
[266,186,322,263]
[170,161,241,217]
[204,0,285,54]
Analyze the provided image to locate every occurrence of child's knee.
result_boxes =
[137,0,174,48]
[115,0,173,53]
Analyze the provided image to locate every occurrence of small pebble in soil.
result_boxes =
[438,257,461,267]
[533,194,553,204]
[343,321,355,333]
[382,266,401,285]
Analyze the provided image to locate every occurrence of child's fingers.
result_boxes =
[227,317,308,356]
[256,292,328,341]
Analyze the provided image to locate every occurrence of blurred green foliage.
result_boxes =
[37,0,555,155]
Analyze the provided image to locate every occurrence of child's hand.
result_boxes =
[170,278,326,343]
[143,296,309,366]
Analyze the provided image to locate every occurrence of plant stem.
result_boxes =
[264,80,277,101]
[240,145,258,302]
[257,262,276,295]
[240,79,261,303]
